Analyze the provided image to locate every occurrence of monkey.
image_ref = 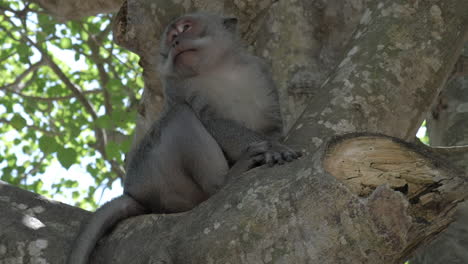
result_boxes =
[67,12,300,264]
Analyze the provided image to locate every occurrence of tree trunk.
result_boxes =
[2,0,468,263]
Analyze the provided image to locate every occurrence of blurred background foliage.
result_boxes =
[0,0,142,209]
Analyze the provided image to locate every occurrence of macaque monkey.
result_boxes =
[67,12,300,264]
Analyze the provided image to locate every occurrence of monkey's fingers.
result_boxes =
[283,152,294,162]
[273,152,285,165]
[282,150,301,162]
[264,152,275,167]
[251,155,265,166]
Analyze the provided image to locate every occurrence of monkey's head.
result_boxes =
[158,13,239,78]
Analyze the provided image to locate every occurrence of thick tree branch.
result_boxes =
[88,134,467,264]
[0,181,89,264]
[286,1,468,151]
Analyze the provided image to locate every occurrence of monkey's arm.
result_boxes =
[202,118,300,166]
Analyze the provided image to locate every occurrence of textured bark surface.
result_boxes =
[0,181,89,263]
[90,134,466,264]
[411,46,468,264]
[255,0,370,132]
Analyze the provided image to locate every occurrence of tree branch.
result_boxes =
[11,89,102,102]
[0,118,61,136]
[0,59,45,91]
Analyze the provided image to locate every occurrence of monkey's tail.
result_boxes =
[67,194,146,264]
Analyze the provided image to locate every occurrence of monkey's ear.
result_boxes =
[223,17,238,32]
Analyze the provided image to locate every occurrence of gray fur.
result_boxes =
[67,13,300,264]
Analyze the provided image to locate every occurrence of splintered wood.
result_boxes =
[323,135,450,201]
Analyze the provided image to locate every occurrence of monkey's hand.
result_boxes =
[237,140,302,167]
[260,141,302,167]
[227,141,270,178]
[199,117,301,165]
[226,141,301,180]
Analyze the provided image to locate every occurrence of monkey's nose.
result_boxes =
[172,40,180,48]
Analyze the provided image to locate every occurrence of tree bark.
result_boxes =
[3,0,468,263]
[0,181,89,263]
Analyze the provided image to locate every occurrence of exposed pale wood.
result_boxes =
[324,134,467,223]
[324,136,443,198]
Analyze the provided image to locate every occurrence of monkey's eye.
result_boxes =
[176,22,191,33]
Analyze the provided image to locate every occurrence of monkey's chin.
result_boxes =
[173,51,199,76]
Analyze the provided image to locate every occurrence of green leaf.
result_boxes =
[95,115,112,129]
[120,138,132,153]
[38,136,60,154]
[105,141,120,160]
[17,43,29,58]
[37,13,56,35]
[57,147,78,169]
[107,79,121,92]
[60,38,72,49]
[10,114,26,130]
[32,180,44,193]
[22,145,32,154]
[64,180,78,188]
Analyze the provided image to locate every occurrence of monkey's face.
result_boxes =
[158,13,238,78]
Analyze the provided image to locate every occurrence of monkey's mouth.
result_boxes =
[174,49,197,61]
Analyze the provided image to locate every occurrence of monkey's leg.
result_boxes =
[150,104,266,197]
[125,103,234,209]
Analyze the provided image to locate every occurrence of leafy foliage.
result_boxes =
[0,0,143,209]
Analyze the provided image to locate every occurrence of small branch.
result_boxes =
[0,118,61,136]
[25,154,48,176]
[88,38,113,115]
[0,59,45,91]
[109,160,125,180]
[0,52,15,64]
[11,89,102,102]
